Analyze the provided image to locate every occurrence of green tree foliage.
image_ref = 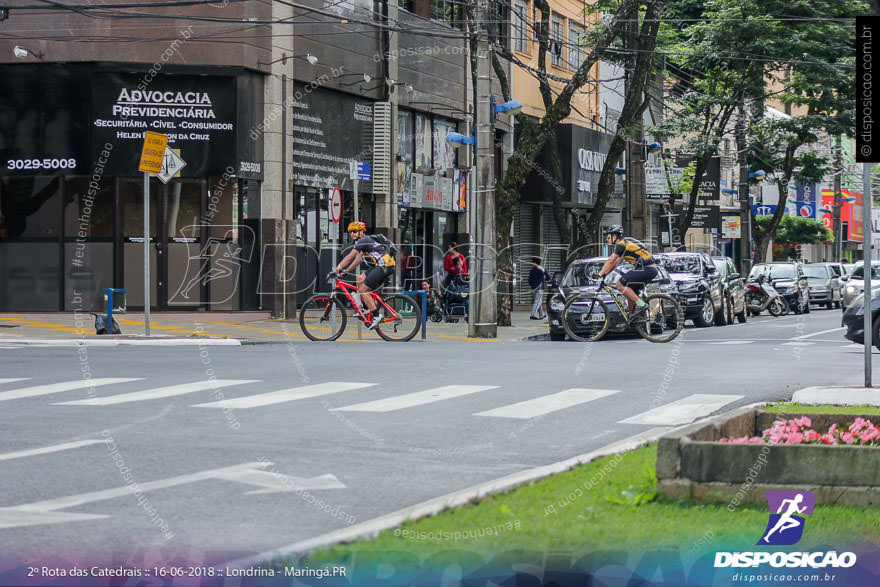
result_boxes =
[754,215,833,247]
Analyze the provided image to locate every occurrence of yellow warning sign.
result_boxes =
[138,131,168,173]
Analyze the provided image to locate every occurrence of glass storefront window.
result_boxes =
[63,177,113,238]
[0,176,62,239]
[0,176,63,310]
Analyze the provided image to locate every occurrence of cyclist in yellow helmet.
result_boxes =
[332,221,396,329]
[597,224,658,320]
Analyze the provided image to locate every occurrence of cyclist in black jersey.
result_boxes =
[597,224,658,320]
[332,221,396,329]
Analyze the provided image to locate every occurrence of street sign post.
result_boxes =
[138,131,168,336]
[349,164,363,339]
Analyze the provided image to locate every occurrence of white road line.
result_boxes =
[0,378,29,385]
[332,385,499,413]
[793,326,845,340]
[55,379,258,406]
[619,394,744,426]
[0,439,110,462]
[191,382,377,409]
[475,388,622,419]
[706,340,755,345]
[780,341,814,347]
[1,461,343,529]
[0,378,141,402]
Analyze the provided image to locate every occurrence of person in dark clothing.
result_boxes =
[528,256,552,320]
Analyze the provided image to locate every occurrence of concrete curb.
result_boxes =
[226,426,672,570]
[791,386,880,406]
[0,337,242,347]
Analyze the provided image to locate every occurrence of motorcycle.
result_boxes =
[745,274,788,317]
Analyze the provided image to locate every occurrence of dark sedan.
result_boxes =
[546,257,677,341]
[712,256,747,324]
[842,286,880,350]
[655,252,725,327]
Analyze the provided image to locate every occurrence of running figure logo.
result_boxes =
[758,491,815,546]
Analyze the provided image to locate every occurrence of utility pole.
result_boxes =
[737,103,752,274]
[833,135,843,263]
[470,3,497,338]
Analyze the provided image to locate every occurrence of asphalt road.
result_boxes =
[0,308,870,567]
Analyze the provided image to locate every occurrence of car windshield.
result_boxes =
[802,266,829,279]
[712,259,727,275]
[850,265,880,279]
[562,261,632,287]
[659,255,702,274]
[750,264,796,280]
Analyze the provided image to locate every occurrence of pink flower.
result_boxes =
[793,416,812,429]
[821,434,835,445]
[787,432,805,444]
[840,432,856,444]
[828,423,838,437]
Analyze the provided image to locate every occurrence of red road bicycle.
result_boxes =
[298,271,421,342]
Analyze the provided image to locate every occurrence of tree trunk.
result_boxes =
[493,0,637,325]
[583,0,660,242]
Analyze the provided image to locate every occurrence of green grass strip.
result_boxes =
[763,402,880,416]
[303,444,879,569]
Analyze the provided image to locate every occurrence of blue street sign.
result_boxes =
[357,161,370,181]
[751,204,777,216]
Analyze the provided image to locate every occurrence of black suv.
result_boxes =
[748,262,811,314]
[712,256,747,324]
[655,252,725,327]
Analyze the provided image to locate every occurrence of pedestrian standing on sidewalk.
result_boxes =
[529,256,551,320]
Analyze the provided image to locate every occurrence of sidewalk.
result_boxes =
[0,309,549,345]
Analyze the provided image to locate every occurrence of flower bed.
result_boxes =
[720,416,880,446]
[656,407,880,507]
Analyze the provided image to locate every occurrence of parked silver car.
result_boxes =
[803,263,841,309]
[841,261,880,310]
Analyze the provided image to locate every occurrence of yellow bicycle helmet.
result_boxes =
[347,221,366,232]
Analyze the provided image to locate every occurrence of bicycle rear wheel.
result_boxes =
[635,294,683,343]
[299,294,347,341]
[562,293,610,342]
[376,293,421,341]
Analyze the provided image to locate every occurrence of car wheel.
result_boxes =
[835,300,841,309]
[825,301,833,310]
[549,331,566,341]
[696,296,715,327]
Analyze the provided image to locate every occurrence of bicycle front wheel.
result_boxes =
[299,294,347,341]
[635,294,683,343]
[562,293,610,342]
[376,293,421,342]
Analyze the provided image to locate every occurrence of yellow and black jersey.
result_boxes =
[613,237,654,266]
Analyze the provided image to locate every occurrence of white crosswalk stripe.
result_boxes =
[55,379,258,406]
[475,388,622,419]
[0,378,141,402]
[618,394,744,426]
[191,382,378,409]
[0,378,29,385]
[332,385,498,413]
[780,341,814,347]
[707,340,754,345]
[0,439,109,462]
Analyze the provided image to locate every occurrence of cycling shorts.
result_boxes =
[618,265,658,292]
[363,266,392,290]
